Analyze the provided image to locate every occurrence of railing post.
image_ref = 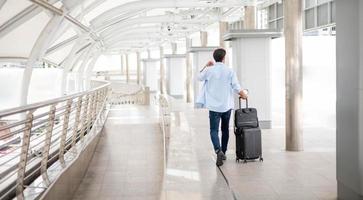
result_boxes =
[93,91,100,121]
[144,87,150,105]
[80,94,89,141]
[72,96,82,148]
[16,110,34,199]
[102,88,107,107]
[87,93,95,134]
[41,104,57,185]
[97,90,103,118]
[59,100,72,165]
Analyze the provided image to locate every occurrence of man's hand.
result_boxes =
[239,90,248,99]
[206,61,214,67]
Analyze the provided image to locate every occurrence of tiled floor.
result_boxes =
[73,100,337,200]
[165,99,337,200]
[73,105,164,200]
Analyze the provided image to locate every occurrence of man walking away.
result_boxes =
[198,48,247,167]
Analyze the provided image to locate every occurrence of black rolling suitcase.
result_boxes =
[234,97,263,163]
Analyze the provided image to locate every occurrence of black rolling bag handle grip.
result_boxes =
[238,97,248,109]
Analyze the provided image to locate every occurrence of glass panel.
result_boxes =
[330,1,335,23]
[268,21,276,29]
[305,8,315,29]
[0,0,32,26]
[317,3,329,26]
[277,19,284,30]
[305,0,316,8]
[268,4,276,20]
[277,3,283,18]
[317,0,331,5]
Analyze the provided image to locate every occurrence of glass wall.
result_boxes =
[266,0,335,32]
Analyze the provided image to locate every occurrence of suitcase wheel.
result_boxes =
[243,159,247,163]
[259,157,264,162]
[236,158,240,163]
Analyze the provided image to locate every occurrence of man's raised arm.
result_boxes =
[198,61,214,81]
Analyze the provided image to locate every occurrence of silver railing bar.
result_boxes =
[0,101,82,160]
[0,80,109,200]
[0,120,31,132]
[0,81,109,118]
[0,115,94,197]
[0,121,75,176]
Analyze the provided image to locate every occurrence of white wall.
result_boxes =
[271,36,336,129]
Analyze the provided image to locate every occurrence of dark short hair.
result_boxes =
[213,48,226,62]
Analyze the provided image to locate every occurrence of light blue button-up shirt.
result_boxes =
[197,62,241,113]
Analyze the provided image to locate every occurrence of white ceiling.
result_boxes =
[0,0,260,66]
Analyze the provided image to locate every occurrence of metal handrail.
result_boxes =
[0,80,109,118]
[109,83,150,105]
[0,79,110,200]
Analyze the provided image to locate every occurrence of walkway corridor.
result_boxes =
[73,105,164,200]
[72,99,336,200]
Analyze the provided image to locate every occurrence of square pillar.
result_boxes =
[164,54,186,98]
[188,46,219,106]
[224,30,281,129]
[336,0,363,199]
[142,59,160,92]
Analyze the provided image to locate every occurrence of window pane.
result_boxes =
[277,19,284,30]
[268,4,276,20]
[317,0,330,5]
[317,3,329,26]
[305,8,315,29]
[305,0,316,8]
[330,1,335,23]
[269,21,276,29]
[277,3,283,18]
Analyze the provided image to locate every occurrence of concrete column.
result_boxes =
[219,21,229,65]
[171,43,177,54]
[186,38,193,103]
[160,46,165,94]
[336,1,363,199]
[219,21,229,48]
[225,30,280,129]
[200,31,208,47]
[284,0,303,151]
[125,54,129,83]
[136,52,141,85]
[165,54,186,98]
[244,6,256,29]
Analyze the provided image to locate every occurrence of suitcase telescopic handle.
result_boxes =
[239,97,248,109]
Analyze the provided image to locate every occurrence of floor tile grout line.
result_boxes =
[210,154,239,200]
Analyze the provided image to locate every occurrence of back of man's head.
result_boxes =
[213,48,226,63]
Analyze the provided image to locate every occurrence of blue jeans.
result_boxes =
[209,109,232,154]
